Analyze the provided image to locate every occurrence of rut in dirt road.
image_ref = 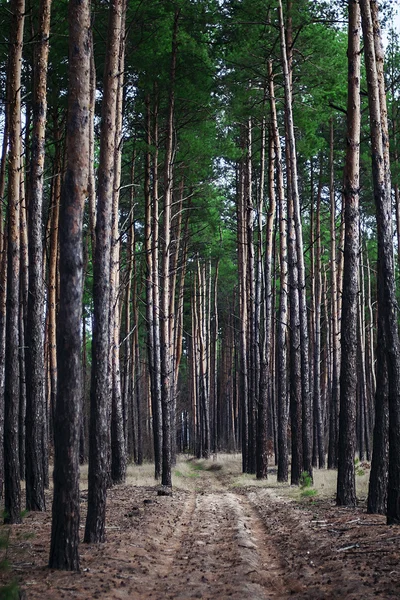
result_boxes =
[7,457,400,599]
[145,484,287,599]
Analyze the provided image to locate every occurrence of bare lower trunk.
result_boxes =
[84,0,125,544]
[4,0,25,526]
[336,0,361,508]
[49,0,90,570]
[25,0,51,512]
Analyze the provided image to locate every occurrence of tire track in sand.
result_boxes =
[153,485,288,600]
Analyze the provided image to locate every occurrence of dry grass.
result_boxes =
[221,454,371,504]
[75,453,371,502]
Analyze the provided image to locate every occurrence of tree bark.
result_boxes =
[269,64,289,483]
[85,0,125,543]
[4,0,25,525]
[25,0,51,513]
[278,0,312,479]
[328,117,340,469]
[49,0,90,570]
[110,6,127,484]
[336,0,361,507]
[360,0,400,524]
[160,9,180,489]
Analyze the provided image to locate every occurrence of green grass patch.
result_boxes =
[189,461,206,472]
[174,467,201,479]
[301,488,318,498]
[299,471,313,489]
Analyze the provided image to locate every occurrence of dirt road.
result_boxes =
[3,457,400,599]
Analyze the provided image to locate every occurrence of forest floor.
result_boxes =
[1,455,400,599]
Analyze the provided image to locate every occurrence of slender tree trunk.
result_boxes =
[49,0,90,570]
[110,9,127,484]
[47,112,61,442]
[288,191,302,486]
[4,0,25,525]
[238,158,249,473]
[197,261,210,458]
[144,95,161,477]
[328,117,340,469]
[160,10,180,489]
[256,111,271,480]
[122,156,135,456]
[88,28,96,256]
[84,0,124,544]
[278,0,312,479]
[245,119,257,474]
[336,0,361,507]
[269,67,289,483]
[314,158,325,468]
[360,0,400,524]
[151,92,162,479]
[25,0,51,512]
[19,171,28,483]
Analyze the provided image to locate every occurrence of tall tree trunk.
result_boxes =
[4,0,25,525]
[151,92,162,479]
[245,119,257,474]
[237,158,249,473]
[25,0,51,513]
[84,0,124,544]
[360,0,400,524]
[47,111,62,442]
[336,0,361,507]
[313,157,325,468]
[0,102,9,498]
[197,261,210,459]
[160,10,180,489]
[278,0,312,479]
[328,117,340,469]
[122,156,135,457]
[19,170,28,483]
[110,9,127,484]
[49,0,90,570]
[144,95,161,477]
[269,66,289,483]
[256,110,271,480]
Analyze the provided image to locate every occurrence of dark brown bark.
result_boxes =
[84,0,125,543]
[49,0,90,570]
[160,10,180,488]
[19,181,28,482]
[360,0,400,524]
[144,95,161,477]
[328,117,340,470]
[270,67,289,483]
[367,307,389,513]
[4,0,25,525]
[336,0,361,508]
[288,192,302,486]
[278,0,312,479]
[122,157,135,457]
[256,112,271,481]
[47,112,62,441]
[313,158,325,468]
[237,158,249,473]
[151,92,162,479]
[25,0,51,513]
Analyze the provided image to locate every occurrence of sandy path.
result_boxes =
[123,469,288,600]
[3,457,400,599]
[151,491,284,599]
